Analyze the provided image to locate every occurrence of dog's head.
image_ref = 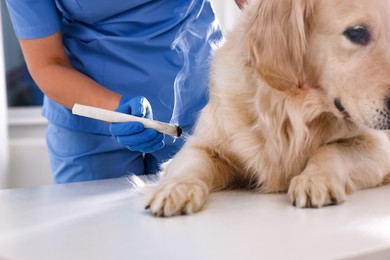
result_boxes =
[244,0,390,130]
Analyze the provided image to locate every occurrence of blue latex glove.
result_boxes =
[110,96,165,153]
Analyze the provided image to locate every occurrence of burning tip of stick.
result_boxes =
[176,126,183,137]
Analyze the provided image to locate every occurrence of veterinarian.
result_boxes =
[5,0,245,183]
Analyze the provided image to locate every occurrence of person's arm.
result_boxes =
[235,0,247,9]
[19,31,121,110]
[20,31,165,153]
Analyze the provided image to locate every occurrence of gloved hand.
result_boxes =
[110,96,165,153]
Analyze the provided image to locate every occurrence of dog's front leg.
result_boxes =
[145,143,232,217]
[288,131,390,208]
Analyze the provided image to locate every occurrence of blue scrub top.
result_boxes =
[6,0,222,135]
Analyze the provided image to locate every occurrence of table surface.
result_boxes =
[1,177,390,260]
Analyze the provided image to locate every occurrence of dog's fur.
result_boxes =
[146,0,390,216]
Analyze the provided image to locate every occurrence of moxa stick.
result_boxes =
[72,103,182,137]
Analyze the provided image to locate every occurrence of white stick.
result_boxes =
[72,104,182,137]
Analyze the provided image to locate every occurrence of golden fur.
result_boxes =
[146,0,390,216]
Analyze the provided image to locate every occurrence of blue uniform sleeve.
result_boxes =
[5,0,61,39]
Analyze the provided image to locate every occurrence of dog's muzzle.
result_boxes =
[355,97,390,130]
[379,97,390,129]
[333,98,390,130]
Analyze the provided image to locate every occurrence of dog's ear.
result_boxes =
[243,0,313,91]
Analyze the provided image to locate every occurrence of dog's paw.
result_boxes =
[288,174,346,208]
[145,180,208,217]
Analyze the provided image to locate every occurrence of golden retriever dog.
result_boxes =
[145,0,390,216]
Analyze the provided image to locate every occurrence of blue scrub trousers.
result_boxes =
[46,123,183,184]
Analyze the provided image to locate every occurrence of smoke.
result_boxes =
[169,0,205,127]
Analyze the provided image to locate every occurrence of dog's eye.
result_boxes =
[343,25,370,45]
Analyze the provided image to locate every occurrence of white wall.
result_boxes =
[1,0,50,189]
[8,108,50,188]
[0,2,10,189]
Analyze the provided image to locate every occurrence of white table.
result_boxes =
[0,177,390,260]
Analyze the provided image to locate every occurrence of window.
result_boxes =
[1,0,43,107]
